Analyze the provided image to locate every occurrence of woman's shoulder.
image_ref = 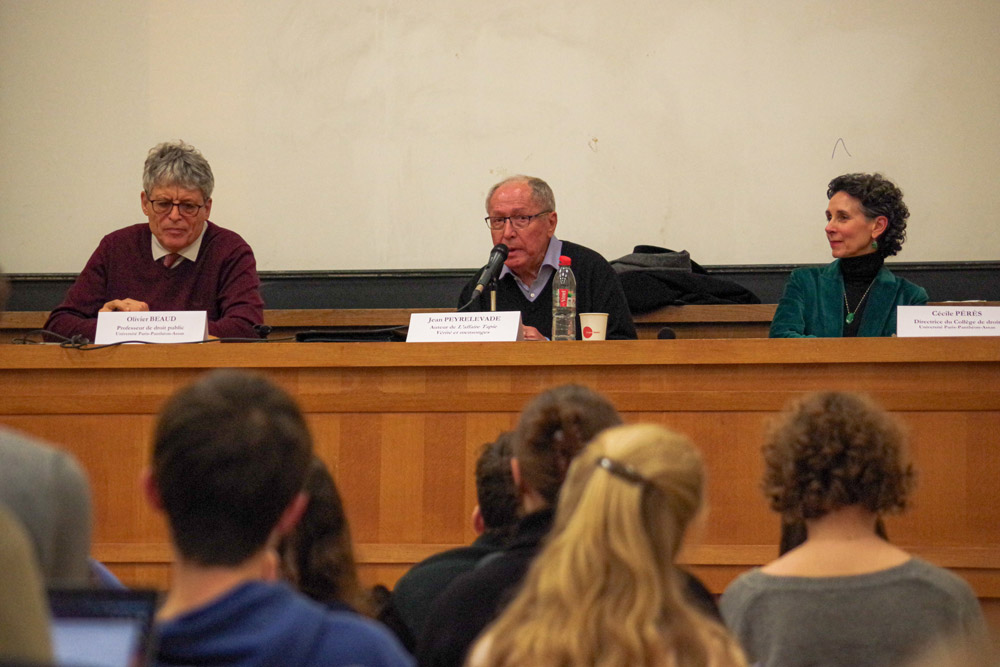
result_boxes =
[719,567,768,618]
[787,261,839,283]
[904,558,978,597]
[877,267,929,303]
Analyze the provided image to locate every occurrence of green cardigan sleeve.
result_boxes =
[769,269,816,338]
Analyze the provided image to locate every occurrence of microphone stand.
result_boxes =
[489,277,497,312]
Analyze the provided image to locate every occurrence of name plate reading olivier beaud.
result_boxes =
[406,311,524,342]
[897,305,1000,337]
[95,311,209,344]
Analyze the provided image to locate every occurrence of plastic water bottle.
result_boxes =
[551,255,577,341]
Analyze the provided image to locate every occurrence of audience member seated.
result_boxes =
[457,175,637,340]
[0,426,92,586]
[0,506,53,664]
[721,391,987,666]
[278,457,415,652]
[143,369,413,667]
[416,385,622,666]
[44,140,264,341]
[392,433,519,642]
[468,423,747,667]
[417,385,718,666]
[769,173,927,338]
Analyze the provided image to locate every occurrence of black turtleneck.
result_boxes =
[839,253,884,337]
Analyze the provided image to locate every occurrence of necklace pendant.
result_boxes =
[845,312,855,324]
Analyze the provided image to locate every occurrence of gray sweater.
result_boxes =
[720,558,985,667]
[0,427,92,585]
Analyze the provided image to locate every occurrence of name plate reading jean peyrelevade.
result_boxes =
[94,311,209,344]
[896,305,1000,337]
[406,312,524,342]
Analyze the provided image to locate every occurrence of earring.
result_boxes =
[871,239,879,250]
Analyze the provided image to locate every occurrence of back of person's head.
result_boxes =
[143,140,215,200]
[514,384,622,505]
[277,457,370,614]
[763,391,915,521]
[475,432,519,538]
[474,423,744,667]
[152,369,312,566]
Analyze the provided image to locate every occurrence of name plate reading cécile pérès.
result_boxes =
[406,312,524,342]
[896,305,1000,337]
[94,311,209,344]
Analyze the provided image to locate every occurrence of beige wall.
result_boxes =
[2,1,998,272]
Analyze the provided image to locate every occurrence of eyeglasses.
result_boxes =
[484,211,551,231]
[148,199,206,217]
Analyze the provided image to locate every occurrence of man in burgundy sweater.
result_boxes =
[45,141,264,341]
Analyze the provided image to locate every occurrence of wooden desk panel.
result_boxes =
[0,305,778,341]
[1,339,998,605]
[5,303,995,341]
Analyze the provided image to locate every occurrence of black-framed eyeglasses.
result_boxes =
[484,210,551,231]
[148,199,206,217]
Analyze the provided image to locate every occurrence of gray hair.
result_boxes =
[485,175,556,213]
[143,140,215,200]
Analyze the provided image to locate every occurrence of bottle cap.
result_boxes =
[559,255,571,266]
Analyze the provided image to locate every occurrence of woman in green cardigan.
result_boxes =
[770,173,928,338]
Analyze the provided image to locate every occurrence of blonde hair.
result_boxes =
[471,424,746,667]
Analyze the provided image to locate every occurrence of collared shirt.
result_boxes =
[499,237,563,302]
[150,223,208,268]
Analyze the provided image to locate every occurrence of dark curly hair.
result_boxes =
[827,173,909,258]
[515,385,622,505]
[762,391,915,520]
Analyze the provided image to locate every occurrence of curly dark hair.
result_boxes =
[515,385,622,506]
[827,173,909,258]
[762,391,915,520]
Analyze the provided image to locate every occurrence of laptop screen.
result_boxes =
[48,589,159,667]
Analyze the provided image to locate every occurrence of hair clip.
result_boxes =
[596,456,647,486]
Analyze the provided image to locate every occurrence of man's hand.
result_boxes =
[521,324,548,341]
[99,298,150,313]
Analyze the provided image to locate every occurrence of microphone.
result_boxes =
[657,327,677,340]
[472,244,509,295]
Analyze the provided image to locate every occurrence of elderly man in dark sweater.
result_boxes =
[45,141,263,340]
[457,175,636,340]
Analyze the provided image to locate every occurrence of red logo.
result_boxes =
[583,326,593,339]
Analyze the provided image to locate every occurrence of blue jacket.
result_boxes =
[155,582,413,667]
[770,261,928,338]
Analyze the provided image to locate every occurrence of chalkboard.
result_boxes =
[2,1,998,273]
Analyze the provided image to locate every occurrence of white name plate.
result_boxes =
[406,311,524,342]
[95,311,209,344]
[897,305,1000,337]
